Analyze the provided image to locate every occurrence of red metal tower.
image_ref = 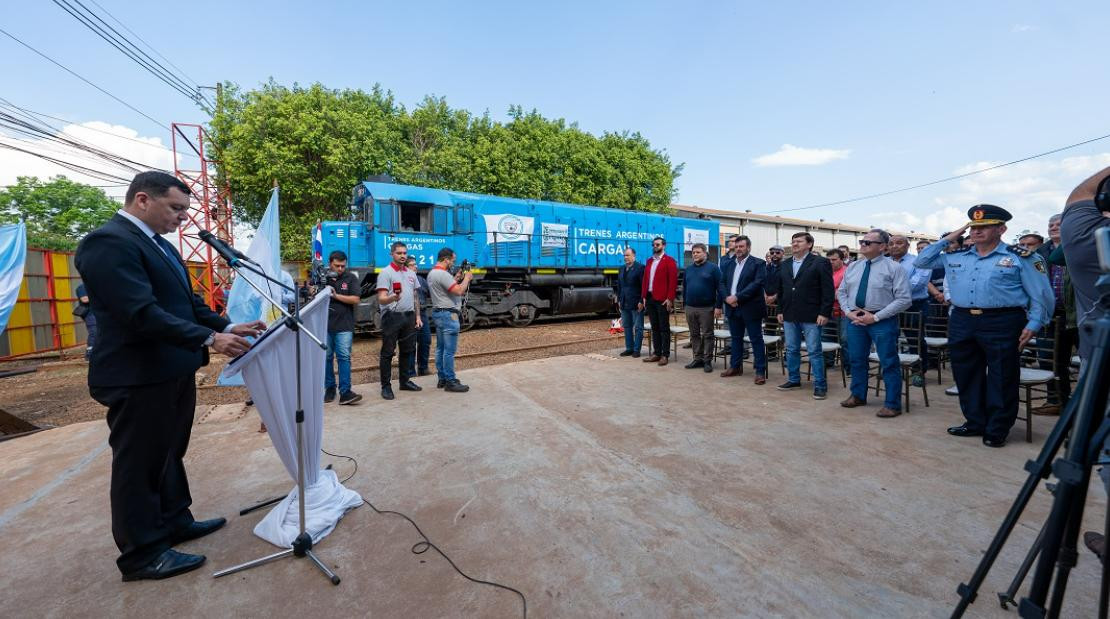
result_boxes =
[170,122,233,311]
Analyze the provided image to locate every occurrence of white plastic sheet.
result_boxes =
[223,288,362,547]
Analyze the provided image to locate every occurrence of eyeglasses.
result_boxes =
[769,250,783,254]
[859,240,883,247]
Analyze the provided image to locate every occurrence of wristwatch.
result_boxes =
[203,331,216,347]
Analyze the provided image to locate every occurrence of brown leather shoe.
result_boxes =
[657,356,669,366]
[840,395,866,408]
[643,355,661,362]
[1084,531,1105,562]
[1032,404,1061,416]
[720,367,742,377]
[754,373,766,385]
[876,407,902,418]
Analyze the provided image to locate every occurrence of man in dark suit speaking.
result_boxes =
[76,171,265,581]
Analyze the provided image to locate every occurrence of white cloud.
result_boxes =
[752,144,852,167]
[1011,24,1036,33]
[0,120,176,201]
[874,152,1110,239]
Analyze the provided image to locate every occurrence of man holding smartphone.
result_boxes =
[837,229,912,418]
[376,242,423,400]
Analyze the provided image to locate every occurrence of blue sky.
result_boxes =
[3,0,1108,240]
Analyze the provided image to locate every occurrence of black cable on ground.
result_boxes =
[320,448,527,618]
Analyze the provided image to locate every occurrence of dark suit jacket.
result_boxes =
[75,214,229,387]
[718,256,767,321]
[775,254,834,323]
[615,261,645,309]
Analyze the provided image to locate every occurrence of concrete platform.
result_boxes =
[1,351,1104,618]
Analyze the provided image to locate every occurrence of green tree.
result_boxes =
[0,176,119,250]
[209,81,682,259]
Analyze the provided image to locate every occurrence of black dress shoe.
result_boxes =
[121,549,205,582]
[399,380,422,392]
[437,379,446,389]
[703,363,713,373]
[381,385,395,400]
[947,424,984,437]
[684,360,705,369]
[619,350,634,357]
[170,517,226,545]
[983,436,1007,448]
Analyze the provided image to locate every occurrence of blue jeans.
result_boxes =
[620,307,644,352]
[847,318,902,410]
[784,321,826,390]
[325,331,353,394]
[433,309,460,382]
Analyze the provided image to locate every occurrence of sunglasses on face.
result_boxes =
[859,240,883,247]
[769,250,783,254]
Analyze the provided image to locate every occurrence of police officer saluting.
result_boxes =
[915,204,1055,447]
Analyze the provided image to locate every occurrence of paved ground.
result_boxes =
[0,348,1103,618]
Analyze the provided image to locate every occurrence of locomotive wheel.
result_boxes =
[507,304,536,327]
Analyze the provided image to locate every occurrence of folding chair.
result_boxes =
[1016,317,1059,443]
[923,303,950,385]
[803,319,847,387]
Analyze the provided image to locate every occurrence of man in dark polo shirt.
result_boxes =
[324,250,362,405]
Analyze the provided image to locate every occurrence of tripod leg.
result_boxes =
[950,389,1081,618]
[306,549,341,585]
[999,523,1047,609]
[1044,472,1092,619]
[213,548,294,578]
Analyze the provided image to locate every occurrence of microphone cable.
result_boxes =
[320,448,527,618]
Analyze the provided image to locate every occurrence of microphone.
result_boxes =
[198,230,256,266]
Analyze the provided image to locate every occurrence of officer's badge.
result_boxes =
[997,257,1015,267]
[973,209,985,221]
[1034,260,1047,274]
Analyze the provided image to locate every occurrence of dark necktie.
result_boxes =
[153,234,189,285]
[854,260,871,309]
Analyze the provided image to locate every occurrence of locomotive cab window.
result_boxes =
[398,201,433,232]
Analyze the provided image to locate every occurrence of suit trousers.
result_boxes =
[90,375,197,574]
[685,306,715,362]
[645,297,670,357]
[727,309,767,373]
[380,310,416,385]
[948,308,1025,440]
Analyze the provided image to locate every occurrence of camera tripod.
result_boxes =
[951,275,1110,618]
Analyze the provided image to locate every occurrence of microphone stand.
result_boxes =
[210,255,340,585]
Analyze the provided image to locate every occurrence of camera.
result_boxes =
[309,263,339,288]
[450,259,473,276]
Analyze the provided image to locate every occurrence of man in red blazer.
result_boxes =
[640,236,678,365]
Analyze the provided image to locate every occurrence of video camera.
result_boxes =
[309,263,339,288]
[450,259,472,276]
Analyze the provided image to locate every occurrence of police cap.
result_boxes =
[966,203,1012,227]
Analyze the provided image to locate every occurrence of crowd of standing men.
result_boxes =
[613,195,1107,452]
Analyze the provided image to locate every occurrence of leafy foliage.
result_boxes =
[209,82,681,259]
[0,176,119,250]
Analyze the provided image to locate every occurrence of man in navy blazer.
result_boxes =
[615,247,645,356]
[717,235,768,384]
[76,172,265,582]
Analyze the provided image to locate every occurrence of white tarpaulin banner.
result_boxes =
[483,213,534,244]
[541,222,568,248]
[683,227,709,251]
[223,288,362,547]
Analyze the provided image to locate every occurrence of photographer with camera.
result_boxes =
[324,250,363,405]
[376,242,423,400]
[428,248,473,393]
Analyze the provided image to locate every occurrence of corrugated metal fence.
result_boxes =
[1,248,85,359]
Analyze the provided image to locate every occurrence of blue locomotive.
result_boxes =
[319,180,719,330]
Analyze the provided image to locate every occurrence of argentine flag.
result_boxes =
[218,188,289,386]
[0,222,27,335]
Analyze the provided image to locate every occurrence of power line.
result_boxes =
[0,142,133,183]
[0,98,174,156]
[764,132,1110,214]
[0,26,166,130]
[84,0,213,109]
[0,109,166,171]
[52,0,210,111]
